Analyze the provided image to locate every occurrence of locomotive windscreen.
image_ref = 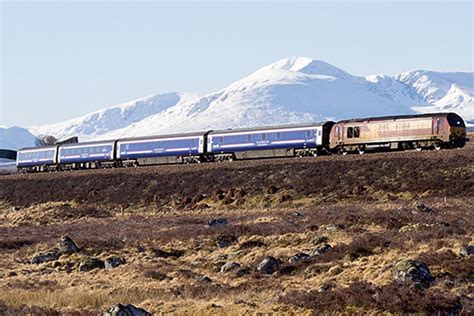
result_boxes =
[447,113,466,127]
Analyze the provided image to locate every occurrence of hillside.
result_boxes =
[0,145,472,314]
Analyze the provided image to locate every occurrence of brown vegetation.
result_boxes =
[0,143,472,314]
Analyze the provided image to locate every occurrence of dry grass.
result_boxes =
[0,144,472,314]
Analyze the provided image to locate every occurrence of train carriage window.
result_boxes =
[261,133,266,141]
[219,136,224,143]
[353,127,360,138]
[247,134,252,142]
[347,127,354,138]
[276,132,281,140]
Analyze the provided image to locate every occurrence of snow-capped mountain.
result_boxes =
[15,57,474,145]
[0,126,36,150]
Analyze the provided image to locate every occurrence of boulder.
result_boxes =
[104,257,125,270]
[220,261,241,273]
[31,249,61,264]
[102,304,151,316]
[460,245,474,256]
[207,218,228,227]
[57,236,79,254]
[291,211,302,217]
[393,259,432,289]
[309,243,332,257]
[289,252,310,263]
[322,225,338,233]
[79,257,105,272]
[257,256,280,274]
[415,203,435,213]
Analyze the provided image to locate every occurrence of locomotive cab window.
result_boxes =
[347,127,360,138]
[353,126,360,138]
[347,127,353,138]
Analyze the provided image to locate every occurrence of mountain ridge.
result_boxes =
[2,57,472,150]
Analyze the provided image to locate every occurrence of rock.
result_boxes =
[257,256,280,274]
[31,249,61,264]
[220,261,241,273]
[10,206,20,212]
[102,303,151,316]
[207,218,228,227]
[79,257,105,272]
[393,259,432,289]
[291,211,302,217]
[104,257,125,269]
[309,243,333,257]
[280,195,293,203]
[267,185,279,194]
[415,203,435,213]
[312,236,329,245]
[216,235,237,248]
[235,267,251,277]
[323,225,338,233]
[196,275,212,283]
[57,236,79,254]
[460,245,474,256]
[308,224,319,231]
[289,252,310,263]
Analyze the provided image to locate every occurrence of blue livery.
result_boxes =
[117,136,203,159]
[16,147,57,167]
[209,127,323,153]
[58,143,114,163]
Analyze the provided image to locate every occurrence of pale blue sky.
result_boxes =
[1,1,473,127]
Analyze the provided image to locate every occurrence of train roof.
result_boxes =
[59,139,116,147]
[117,131,209,142]
[336,112,459,124]
[209,122,333,135]
[17,144,58,152]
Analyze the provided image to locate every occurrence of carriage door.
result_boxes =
[336,124,343,143]
[433,118,440,135]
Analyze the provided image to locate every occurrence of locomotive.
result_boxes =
[16,112,467,173]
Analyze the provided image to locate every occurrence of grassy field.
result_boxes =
[0,140,472,315]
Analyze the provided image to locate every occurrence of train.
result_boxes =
[16,112,468,173]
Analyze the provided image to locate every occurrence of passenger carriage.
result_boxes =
[57,140,116,170]
[208,122,334,161]
[116,132,208,166]
[16,145,59,173]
